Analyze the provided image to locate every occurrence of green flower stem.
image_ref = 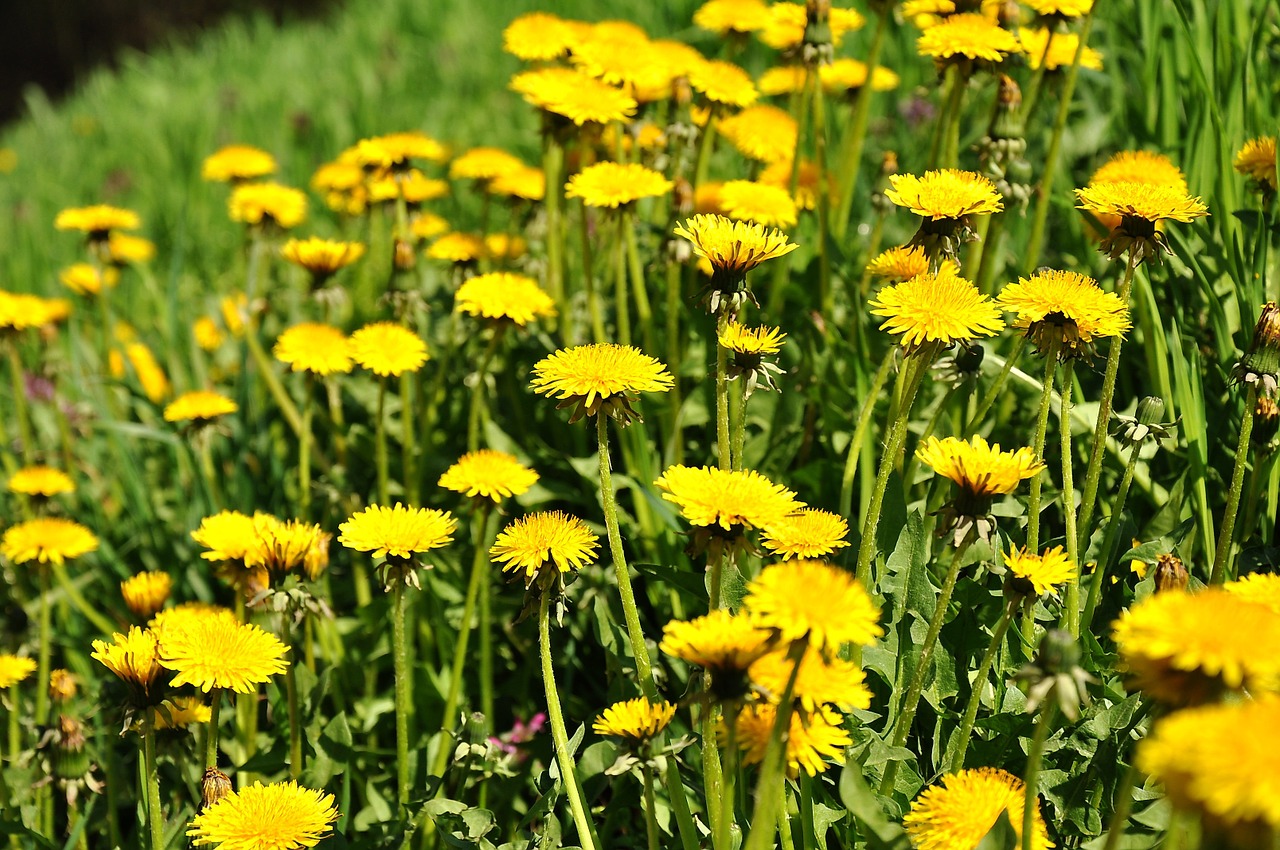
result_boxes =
[327,375,349,470]
[666,757,700,850]
[777,778,795,850]
[1082,442,1140,632]
[716,709,739,850]
[52,562,117,636]
[142,710,164,850]
[643,763,660,850]
[1025,342,1060,554]
[692,111,718,190]
[879,534,974,795]
[1022,703,1056,850]
[196,434,223,511]
[479,546,494,736]
[963,336,1028,436]
[1017,34,1054,129]
[430,503,494,778]
[5,341,32,463]
[205,689,222,769]
[703,549,728,841]
[35,567,51,726]
[376,376,389,504]
[716,312,732,470]
[855,346,936,588]
[940,66,967,169]
[581,201,606,345]
[245,326,306,439]
[665,260,685,466]
[809,70,833,319]
[838,347,896,519]
[7,684,19,765]
[1076,253,1137,545]
[973,212,1007,296]
[285,638,302,781]
[731,375,750,471]
[401,371,418,507]
[614,213,633,346]
[538,591,600,850]
[950,598,1017,772]
[1210,384,1257,585]
[1059,358,1082,636]
[392,581,413,806]
[625,211,656,358]
[299,375,313,519]
[1023,9,1096,272]
[1101,760,1140,850]
[833,7,890,241]
[543,135,567,341]
[467,329,503,453]
[742,641,805,850]
[596,413,656,690]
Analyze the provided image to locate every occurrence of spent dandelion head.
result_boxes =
[228,182,307,230]
[592,697,676,743]
[187,780,339,850]
[7,465,75,498]
[348,322,428,377]
[916,435,1043,543]
[718,179,799,229]
[745,560,883,654]
[760,509,850,560]
[997,269,1130,359]
[655,465,803,556]
[718,320,787,393]
[157,613,288,694]
[0,655,37,690]
[748,647,871,711]
[885,170,1003,261]
[1074,181,1208,263]
[673,214,798,313]
[339,504,457,589]
[530,343,673,425]
[1004,546,1076,599]
[273,323,352,376]
[438,449,539,505]
[202,144,277,183]
[490,511,599,592]
[661,610,775,701]
[869,268,1004,355]
[1232,302,1280,397]
[455,272,557,327]
[163,390,238,427]
[121,572,173,620]
[731,703,850,777]
[916,13,1023,65]
[1234,136,1278,195]
[1,517,98,566]
[904,767,1053,850]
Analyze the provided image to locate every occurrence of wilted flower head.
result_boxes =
[1233,302,1280,397]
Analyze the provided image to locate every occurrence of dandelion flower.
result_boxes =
[865,245,935,282]
[1075,181,1208,262]
[761,509,850,560]
[717,105,797,164]
[348,322,428,377]
[758,65,808,96]
[719,320,787,391]
[490,511,600,583]
[125,342,170,402]
[273,323,352,375]
[54,205,141,237]
[565,162,673,209]
[819,59,900,94]
[150,603,239,637]
[502,12,580,61]
[887,170,1003,221]
[228,183,307,229]
[917,14,1023,64]
[281,237,365,282]
[593,697,676,741]
[904,768,1052,850]
[0,655,37,689]
[158,614,288,693]
[202,144,277,183]
[745,560,883,652]
[917,434,1043,503]
[353,131,448,173]
[694,0,771,34]
[1224,573,1280,615]
[1234,136,1278,192]
[411,213,450,241]
[192,511,264,563]
[1004,546,1076,597]
[187,780,339,850]
[759,3,864,51]
[1019,28,1103,72]
[661,610,774,673]
[490,166,546,201]
[438,450,539,503]
[426,232,486,263]
[121,572,173,619]
[997,269,1129,357]
[718,179,798,228]
[869,268,1004,353]
[732,703,850,777]
[511,68,637,126]
[655,465,803,535]
[1088,151,1187,192]
[247,518,328,576]
[749,648,871,710]
[688,59,758,107]
[531,343,674,423]
[368,170,449,205]
[154,696,212,730]
[674,214,797,310]
[60,263,115,296]
[450,147,525,182]
[48,669,77,701]
[1024,0,1093,17]
[92,627,163,693]
[107,232,157,264]
[0,291,66,331]
[163,390,238,424]
[484,233,527,262]
[7,466,74,497]
[339,504,457,561]
[2,517,98,566]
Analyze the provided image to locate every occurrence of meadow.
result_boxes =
[1,0,1278,848]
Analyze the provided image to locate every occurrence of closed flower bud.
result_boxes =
[200,767,233,812]
[53,715,90,783]
[1252,396,1280,448]
[1233,302,1280,396]
[49,669,77,703]
[1136,395,1165,426]
[1153,553,1189,593]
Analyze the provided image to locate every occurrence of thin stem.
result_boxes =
[625,211,656,357]
[401,370,418,507]
[940,67,967,169]
[392,581,413,806]
[1210,385,1257,585]
[1059,358,1081,636]
[665,259,684,466]
[1083,443,1140,631]
[543,135,567,342]
[1025,342,1060,554]
[285,639,302,782]
[879,534,974,795]
[716,311,732,470]
[717,709,739,850]
[1101,761,1140,850]
[376,377,389,504]
[143,711,164,850]
[468,330,503,453]
[581,202,606,345]
[1021,704,1056,850]
[809,68,832,318]
[643,764,660,850]
[299,375,313,519]
[614,213,633,346]
[839,347,896,519]
[974,212,1007,296]
[35,567,51,725]
[732,376,750,471]
[205,689,221,769]
[777,779,795,850]
[692,112,718,190]
[6,342,33,463]
[950,599,1017,772]
[539,591,600,850]
[963,337,1028,436]
[833,8,890,240]
[479,538,494,737]
[51,562,117,636]
[742,642,805,850]
[197,435,223,511]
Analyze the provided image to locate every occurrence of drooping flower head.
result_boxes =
[273,323,353,376]
[0,655,37,689]
[438,450,539,505]
[531,343,674,425]
[730,703,850,777]
[281,237,366,287]
[490,511,600,591]
[916,435,1043,542]
[1,517,99,566]
[339,504,457,588]
[916,13,1023,65]
[885,170,1003,262]
[7,466,75,498]
[744,560,883,654]
[455,273,557,327]
[55,205,141,242]
[673,214,798,312]
[592,697,676,743]
[202,145,277,183]
[228,183,307,230]
[1235,136,1278,195]
[869,268,1004,355]
[157,613,288,694]
[655,465,803,555]
[187,780,339,850]
[719,321,787,393]
[348,322,428,377]
[121,571,173,619]
[717,105,797,165]
[761,509,850,560]
[163,390,238,427]
[1004,546,1076,599]
[661,610,775,701]
[92,627,165,700]
[904,768,1053,850]
[997,269,1130,358]
[1074,181,1208,263]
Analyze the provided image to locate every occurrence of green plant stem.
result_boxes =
[1210,384,1257,585]
[880,534,974,795]
[143,711,164,850]
[392,581,413,806]
[401,371,418,507]
[692,111,718,189]
[742,641,805,850]
[1023,10,1096,272]
[777,779,795,850]
[245,322,305,438]
[1059,358,1081,636]
[1083,442,1140,632]
[939,66,966,169]
[624,211,655,357]
[855,346,936,588]
[1077,253,1137,543]
[833,7,889,240]
[950,598,1017,772]
[1101,761,1140,850]
[1017,34,1054,127]
[839,347,896,519]
[1022,704,1056,850]
[285,640,302,781]
[731,376,750,471]
[716,709,739,850]
[974,212,1006,295]
[205,689,221,769]
[52,562,117,636]
[431,503,493,778]
[35,567,51,726]
[196,434,223,510]
[1025,342,1060,554]
[543,135,567,341]
[716,312,732,470]
[643,764,660,850]
[963,337,1028,436]
[376,376,389,504]
[5,342,32,463]
[539,591,599,850]
[809,69,833,318]
[468,329,503,453]
[479,546,494,738]
[665,260,684,465]
[299,375,313,519]
[613,213,633,346]
[581,202,606,345]
[596,413,656,691]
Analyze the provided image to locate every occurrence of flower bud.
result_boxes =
[200,768,233,812]
[1234,302,1280,396]
[1136,396,1165,426]
[49,669,77,703]
[1153,553,1189,593]
[1252,396,1279,448]
[53,715,90,783]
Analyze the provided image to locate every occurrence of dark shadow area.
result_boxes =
[1,0,341,126]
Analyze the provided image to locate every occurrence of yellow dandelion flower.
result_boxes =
[695,0,771,34]
[273,323,352,376]
[0,655,37,689]
[1024,0,1092,16]
[511,68,637,126]
[1224,573,1280,615]
[1088,150,1187,194]
[997,269,1129,356]
[202,144,277,183]
[193,317,224,351]
[917,13,1023,63]
[2,517,98,566]
[502,11,580,61]
[531,344,674,423]
[54,204,140,237]
[91,627,163,693]
[187,780,339,850]
[154,695,212,730]
[49,669,77,701]
[7,466,74,497]
[673,214,798,277]
[568,27,675,98]
[1019,28,1103,71]
[455,272,557,327]
[718,321,787,357]
[761,510,850,560]
[1234,136,1278,191]
[1113,588,1280,704]
[450,147,525,182]
[1005,546,1076,597]
[661,610,775,673]
[1074,181,1208,224]
[281,237,365,280]
[719,179,798,228]
[688,59,759,107]
[904,767,1053,850]
[749,647,871,710]
[819,59,900,94]
[438,450,539,503]
[338,504,456,561]
[593,697,676,741]
[150,603,238,638]
[869,268,1005,352]
[886,169,1004,220]
[411,213,450,241]
[1138,696,1280,833]
[759,3,864,51]
[121,571,173,619]
[484,233,527,261]
[565,162,673,209]
[426,232,486,263]
[158,614,288,693]
[228,182,307,229]
[489,166,546,201]
[745,560,883,652]
[353,131,448,173]
[367,170,449,205]
[60,263,116,296]
[732,703,850,777]
[247,517,328,576]
[758,65,808,96]
[655,465,803,533]
[717,105,797,164]
[0,291,64,331]
[917,435,1043,501]
[220,293,247,337]
[124,342,170,402]
[192,511,267,563]
[490,511,600,582]
[348,322,428,377]
[311,158,363,194]
[163,390,238,424]
[865,245,938,282]
[107,232,156,264]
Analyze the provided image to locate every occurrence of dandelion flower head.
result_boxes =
[339,504,457,560]
[745,560,883,653]
[885,170,1003,221]
[427,232,486,263]
[1224,573,1280,615]
[121,571,173,619]
[718,179,798,229]
[1235,136,1278,191]
[450,147,525,182]
[655,465,802,533]
[273,323,352,376]
[688,59,759,107]
[281,237,365,279]
[348,322,428,376]
[92,627,164,693]
[438,450,539,503]
[187,780,339,850]
[55,204,141,236]
[916,435,1044,500]
[489,511,600,582]
[530,344,673,423]
[7,466,75,498]
[1019,28,1103,72]
[660,610,775,673]
[917,13,1024,63]
[732,703,850,777]
[502,12,581,61]
[904,768,1052,850]
[592,697,677,741]
[163,390,238,424]
[158,614,288,693]
[202,144,277,183]
[997,269,1130,354]
[717,105,797,164]
[2,517,99,566]
[565,162,673,208]
[228,182,307,229]
[1004,546,1076,597]
[869,268,1005,352]
[694,0,771,34]
[1088,150,1188,193]
[761,509,850,560]
[0,655,37,689]
[749,648,871,711]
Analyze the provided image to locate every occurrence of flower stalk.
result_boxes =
[950,598,1017,771]
[1209,384,1257,585]
[1022,703,1056,850]
[1059,358,1082,636]
[142,709,164,850]
[1025,339,1060,553]
[1083,442,1140,630]
[833,6,890,240]
[392,581,413,806]
[838,347,896,519]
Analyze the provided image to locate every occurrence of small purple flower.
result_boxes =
[489,712,547,762]
[900,95,937,130]
[25,373,55,404]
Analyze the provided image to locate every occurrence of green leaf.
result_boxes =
[976,810,1018,850]
[838,760,911,850]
